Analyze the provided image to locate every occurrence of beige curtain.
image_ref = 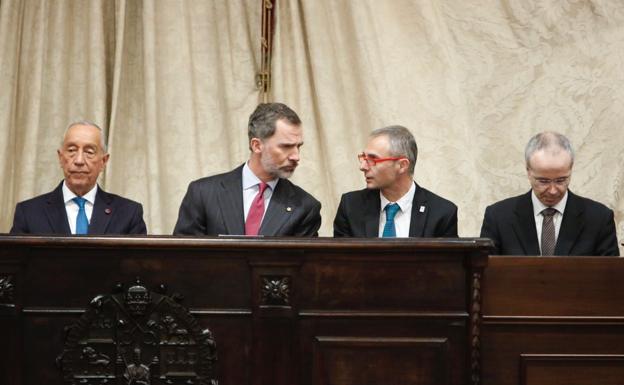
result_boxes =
[0,1,115,227]
[0,0,260,234]
[273,0,624,252]
[104,0,261,233]
[1,0,623,254]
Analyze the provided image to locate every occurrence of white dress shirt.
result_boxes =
[532,190,568,252]
[242,162,278,222]
[62,182,98,234]
[378,182,417,237]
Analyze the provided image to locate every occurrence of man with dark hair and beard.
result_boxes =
[173,103,321,236]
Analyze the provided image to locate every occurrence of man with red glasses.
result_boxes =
[333,125,457,238]
[480,131,619,256]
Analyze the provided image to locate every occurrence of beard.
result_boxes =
[260,151,297,179]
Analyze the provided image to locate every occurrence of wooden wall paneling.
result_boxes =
[0,255,22,385]
[482,256,624,385]
[520,354,624,385]
[0,236,491,385]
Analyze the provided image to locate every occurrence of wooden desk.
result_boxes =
[482,256,624,385]
[0,236,489,385]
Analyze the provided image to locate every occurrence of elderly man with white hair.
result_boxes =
[10,120,146,235]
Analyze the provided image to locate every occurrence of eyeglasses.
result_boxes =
[531,175,570,187]
[358,152,406,166]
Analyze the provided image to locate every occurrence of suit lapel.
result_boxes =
[89,187,113,234]
[555,191,584,255]
[259,179,292,236]
[218,166,245,234]
[409,183,427,237]
[44,183,71,234]
[364,190,380,237]
[512,192,540,255]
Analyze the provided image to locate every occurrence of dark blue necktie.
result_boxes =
[73,197,89,235]
[382,203,400,238]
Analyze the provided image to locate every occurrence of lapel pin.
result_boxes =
[105,208,112,215]
[419,206,425,213]
[286,207,292,212]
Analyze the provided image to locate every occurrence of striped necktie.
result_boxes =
[541,207,557,255]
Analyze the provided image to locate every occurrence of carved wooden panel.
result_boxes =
[312,336,450,385]
[57,279,218,385]
[0,259,21,385]
[298,256,467,311]
[261,276,290,306]
[470,271,482,385]
[0,236,490,385]
[0,275,14,304]
[482,323,624,385]
[482,257,624,385]
[520,354,624,385]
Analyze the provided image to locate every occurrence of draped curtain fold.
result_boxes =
[0,0,260,234]
[104,0,260,233]
[0,0,115,228]
[272,0,624,246]
[1,0,623,252]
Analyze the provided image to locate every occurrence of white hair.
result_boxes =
[62,120,108,152]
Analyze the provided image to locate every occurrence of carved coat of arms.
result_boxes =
[57,279,217,385]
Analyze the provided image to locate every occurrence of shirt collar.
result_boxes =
[242,162,278,191]
[531,189,568,217]
[62,181,98,205]
[380,181,417,212]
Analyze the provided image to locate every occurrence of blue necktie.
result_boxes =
[382,203,400,237]
[73,197,89,235]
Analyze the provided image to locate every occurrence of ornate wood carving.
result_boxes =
[0,275,14,303]
[57,279,218,385]
[470,271,482,385]
[261,276,290,306]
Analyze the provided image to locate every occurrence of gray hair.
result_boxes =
[370,125,418,175]
[248,103,301,148]
[524,131,574,168]
[62,120,108,152]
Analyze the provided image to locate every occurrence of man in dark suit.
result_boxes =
[10,121,147,235]
[333,125,457,237]
[173,103,321,236]
[480,131,619,256]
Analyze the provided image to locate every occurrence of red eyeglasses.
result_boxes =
[357,152,406,166]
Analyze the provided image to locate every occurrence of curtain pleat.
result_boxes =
[272,0,624,241]
[0,0,622,249]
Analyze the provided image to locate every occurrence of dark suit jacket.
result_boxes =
[173,165,322,236]
[10,182,147,235]
[333,183,458,237]
[480,190,619,256]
